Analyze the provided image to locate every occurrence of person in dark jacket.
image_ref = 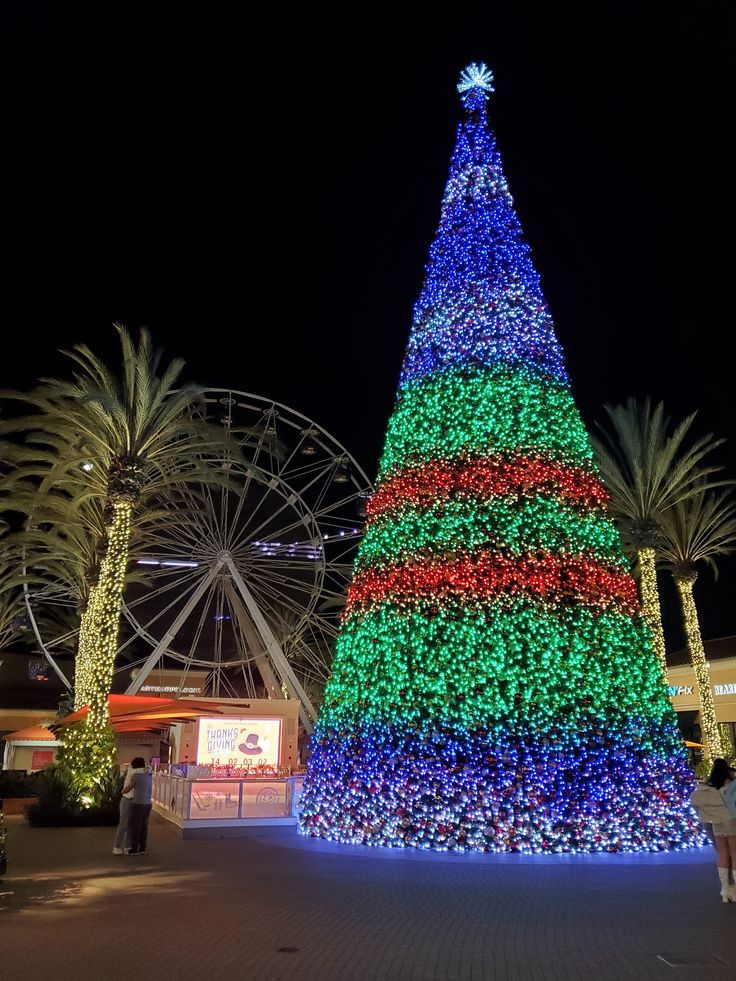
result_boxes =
[125,757,153,856]
[690,758,736,902]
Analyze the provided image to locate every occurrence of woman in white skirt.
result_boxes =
[690,758,736,903]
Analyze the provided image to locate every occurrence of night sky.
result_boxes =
[2,5,735,650]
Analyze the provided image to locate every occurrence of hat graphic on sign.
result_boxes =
[238,731,263,755]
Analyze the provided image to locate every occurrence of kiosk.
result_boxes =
[152,698,304,836]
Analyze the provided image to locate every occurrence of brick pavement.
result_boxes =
[1,814,734,981]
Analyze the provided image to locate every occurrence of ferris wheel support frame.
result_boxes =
[225,555,318,732]
[222,583,283,700]
[126,559,224,695]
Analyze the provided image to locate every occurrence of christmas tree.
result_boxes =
[300,64,702,852]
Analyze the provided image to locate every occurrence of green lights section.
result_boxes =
[357,494,623,571]
[378,367,594,479]
[322,597,675,748]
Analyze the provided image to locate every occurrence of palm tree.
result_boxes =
[0,325,238,780]
[658,488,736,762]
[591,398,724,676]
[0,477,207,700]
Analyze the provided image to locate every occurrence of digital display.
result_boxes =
[196,717,281,767]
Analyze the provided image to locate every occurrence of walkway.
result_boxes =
[1,815,733,980]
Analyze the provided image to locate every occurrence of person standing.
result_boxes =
[126,757,153,856]
[113,759,146,855]
[690,757,736,903]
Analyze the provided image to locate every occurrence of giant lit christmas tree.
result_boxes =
[300,64,702,852]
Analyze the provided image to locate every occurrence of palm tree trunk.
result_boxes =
[73,591,98,710]
[674,574,724,762]
[637,546,668,678]
[68,501,134,776]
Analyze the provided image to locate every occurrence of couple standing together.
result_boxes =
[113,757,153,856]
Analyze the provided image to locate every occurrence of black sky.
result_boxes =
[2,4,735,649]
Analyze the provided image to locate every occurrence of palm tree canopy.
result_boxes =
[591,397,725,548]
[658,487,736,581]
[0,324,237,505]
[0,566,24,650]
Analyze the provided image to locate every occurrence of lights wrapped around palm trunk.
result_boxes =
[63,501,133,782]
[299,63,703,852]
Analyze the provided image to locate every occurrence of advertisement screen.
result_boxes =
[196,717,281,767]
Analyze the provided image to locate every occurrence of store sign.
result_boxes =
[196,718,281,767]
[668,683,736,698]
[31,750,54,770]
[140,684,203,695]
[668,685,693,697]
[714,684,736,696]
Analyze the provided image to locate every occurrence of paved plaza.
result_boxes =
[1,814,734,980]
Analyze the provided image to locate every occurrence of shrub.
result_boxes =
[0,770,38,799]
[25,763,123,827]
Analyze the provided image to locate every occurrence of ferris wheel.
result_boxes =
[23,390,373,731]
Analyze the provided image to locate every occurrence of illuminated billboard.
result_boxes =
[196,717,281,767]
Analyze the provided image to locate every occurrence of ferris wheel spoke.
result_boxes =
[315,483,371,513]
[276,426,314,477]
[247,560,321,588]
[239,573,297,621]
[245,571,319,606]
[245,575,315,626]
[202,479,224,542]
[125,568,205,610]
[324,542,362,566]
[247,557,323,575]
[186,579,219,664]
[112,655,150,675]
[246,512,320,548]
[35,620,78,646]
[239,662,257,699]
[127,570,216,631]
[222,472,256,551]
[141,522,202,555]
[228,483,297,552]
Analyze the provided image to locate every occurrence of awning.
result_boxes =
[2,725,58,742]
[51,694,226,732]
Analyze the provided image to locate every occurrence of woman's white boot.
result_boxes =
[718,868,734,902]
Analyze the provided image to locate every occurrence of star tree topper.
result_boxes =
[457,62,494,109]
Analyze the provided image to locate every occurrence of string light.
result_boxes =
[60,501,133,784]
[638,547,668,678]
[674,573,724,761]
[300,64,703,852]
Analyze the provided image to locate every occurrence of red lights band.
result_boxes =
[345,549,639,616]
[368,453,609,519]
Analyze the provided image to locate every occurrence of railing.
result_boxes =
[153,771,304,822]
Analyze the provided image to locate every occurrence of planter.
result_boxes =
[0,797,39,815]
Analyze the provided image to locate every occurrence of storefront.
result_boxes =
[2,725,60,771]
[667,637,736,753]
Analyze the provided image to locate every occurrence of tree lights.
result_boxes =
[60,500,133,782]
[300,64,702,852]
[674,574,724,761]
[638,547,668,676]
